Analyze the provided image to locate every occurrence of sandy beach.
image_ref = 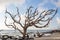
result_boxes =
[34,32,60,40]
[34,37,60,40]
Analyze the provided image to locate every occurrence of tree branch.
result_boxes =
[13,22,23,34]
[29,9,57,28]
[34,19,50,28]
[5,9,24,28]
[4,16,23,34]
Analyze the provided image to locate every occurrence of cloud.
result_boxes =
[0,0,26,29]
[0,0,26,5]
[0,0,25,12]
[38,7,48,13]
[38,0,60,8]
[51,0,60,7]
[37,0,48,15]
[38,0,48,7]
[38,0,49,11]
[56,17,60,24]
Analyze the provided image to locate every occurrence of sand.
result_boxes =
[34,37,60,40]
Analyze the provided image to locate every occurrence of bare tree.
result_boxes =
[5,6,57,39]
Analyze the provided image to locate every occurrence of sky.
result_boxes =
[0,0,60,30]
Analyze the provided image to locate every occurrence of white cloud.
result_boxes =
[39,0,60,8]
[38,0,60,8]
[0,0,26,29]
[38,0,48,7]
[38,7,45,12]
[51,0,60,7]
[38,1,48,16]
[38,7,48,14]
[56,17,60,24]
[0,0,25,4]
[0,0,25,12]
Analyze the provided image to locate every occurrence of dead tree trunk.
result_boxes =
[23,29,27,39]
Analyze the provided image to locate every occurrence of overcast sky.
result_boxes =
[0,0,60,30]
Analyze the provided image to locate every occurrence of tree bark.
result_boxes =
[23,28,27,40]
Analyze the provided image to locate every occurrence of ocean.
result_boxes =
[0,29,52,36]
